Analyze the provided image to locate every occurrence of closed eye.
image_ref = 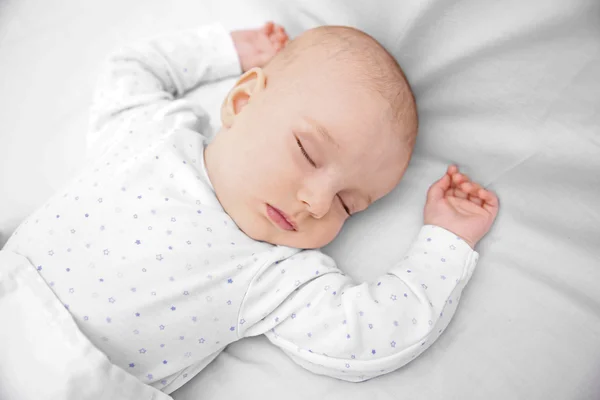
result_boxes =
[338,195,351,216]
[296,136,317,168]
[296,135,350,216]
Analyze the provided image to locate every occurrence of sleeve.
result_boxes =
[237,225,479,381]
[87,22,241,142]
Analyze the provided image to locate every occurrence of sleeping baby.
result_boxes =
[2,22,498,394]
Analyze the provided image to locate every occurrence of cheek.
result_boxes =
[304,215,345,248]
[255,134,302,187]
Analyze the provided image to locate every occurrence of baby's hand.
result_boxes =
[424,165,499,249]
[231,22,289,72]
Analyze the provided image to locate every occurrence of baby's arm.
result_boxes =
[88,23,242,135]
[239,167,498,381]
[241,226,476,381]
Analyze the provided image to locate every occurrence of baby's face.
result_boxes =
[205,65,410,249]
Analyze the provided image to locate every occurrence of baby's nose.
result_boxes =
[303,194,334,219]
[298,177,337,219]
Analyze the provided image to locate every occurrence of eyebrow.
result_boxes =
[303,117,340,149]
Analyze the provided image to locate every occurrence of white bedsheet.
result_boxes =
[1,0,599,399]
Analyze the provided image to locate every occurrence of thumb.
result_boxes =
[427,173,451,202]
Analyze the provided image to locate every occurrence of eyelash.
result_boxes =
[296,136,316,167]
[296,136,351,216]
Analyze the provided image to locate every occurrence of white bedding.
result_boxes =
[1,0,599,399]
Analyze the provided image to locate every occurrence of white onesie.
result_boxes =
[2,23,479,395]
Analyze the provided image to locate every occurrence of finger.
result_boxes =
[273,24,286,36]
[269,30,287,51]
[467,194,484,206]
[479,188,499,207]
[483,200,499,216]
[271,37,283,51]
[427,173,451,201]
[263,21,275,35]
[452,172,470,186]
[448,187,469,199]
[277,28,290,44]
[447,164,458,176]
[460,181,482,196]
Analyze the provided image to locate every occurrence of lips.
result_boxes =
[266,204,296,231]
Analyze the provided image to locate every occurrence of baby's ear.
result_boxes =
[221,67,266,127]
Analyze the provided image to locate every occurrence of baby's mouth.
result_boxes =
[266,204,297,231]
